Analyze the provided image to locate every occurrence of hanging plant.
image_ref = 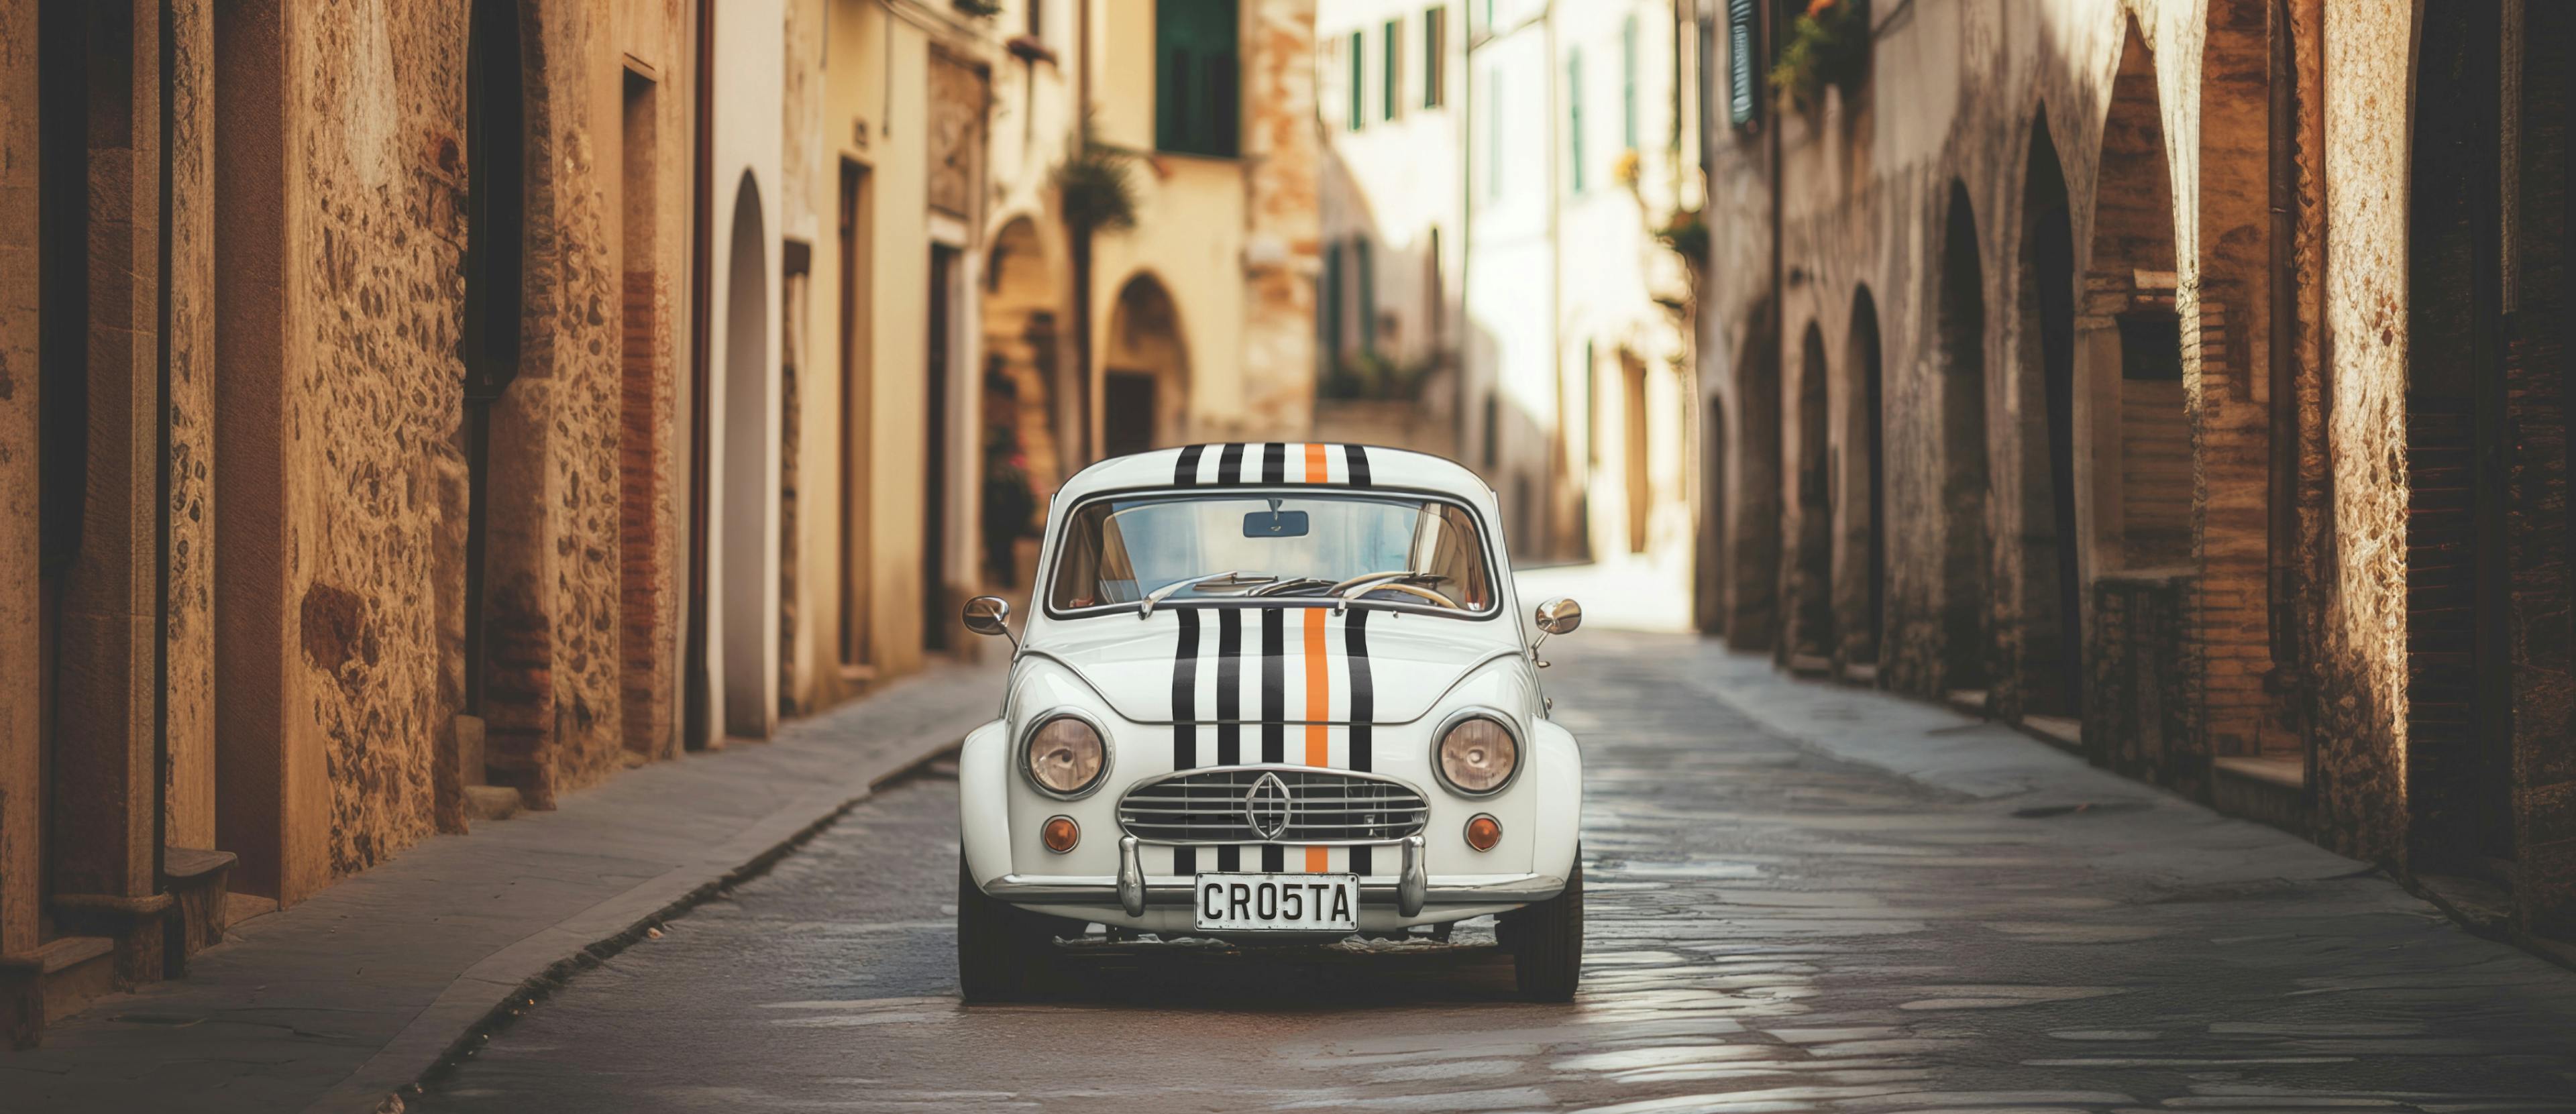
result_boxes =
[1654,208,1709,268]
[1768,0,1872,112]
[1052,114,1142,235]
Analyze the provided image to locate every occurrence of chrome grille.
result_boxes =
[1116,767,1430,844]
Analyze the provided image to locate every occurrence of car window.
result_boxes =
[1049,494,1497,615]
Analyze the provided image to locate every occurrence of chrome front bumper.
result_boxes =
[983,835,1564,918]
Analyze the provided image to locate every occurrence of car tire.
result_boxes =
[957,854,1047,1003]
[1508,848,1583,1002]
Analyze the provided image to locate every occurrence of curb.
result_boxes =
[303,693,987,1114]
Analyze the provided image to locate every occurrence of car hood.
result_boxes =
[1022,607,1521,726]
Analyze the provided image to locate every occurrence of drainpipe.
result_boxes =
[1071,0,1093,464]
[152,0,175,901]
[2265,0,2298,698]
[684,0,714,748]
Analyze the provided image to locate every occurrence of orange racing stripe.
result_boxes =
[1303,441,1328,483]
[1303,606,1330,873]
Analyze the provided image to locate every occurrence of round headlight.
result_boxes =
[1025,715,1107,796]
[1435,714,1519,795]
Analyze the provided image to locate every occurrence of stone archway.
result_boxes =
[718,172,774,740]
[1102,272,1190,458]
[1784,321,1833,665]
[2079,23,2186,577]
[2014,114,2080,721]
[979,216,1064,589]
[1935,181,1992,698]
[1838,286,1885,671]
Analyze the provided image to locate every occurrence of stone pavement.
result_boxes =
[1,656,1004,1114]
[407,631,2576,1113]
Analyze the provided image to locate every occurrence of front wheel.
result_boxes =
[957,855,1050,1003]
[1506,850,1584,1002]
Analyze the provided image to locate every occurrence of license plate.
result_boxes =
[1193,873,1360,932]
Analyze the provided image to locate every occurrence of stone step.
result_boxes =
[466,785,525,822]
[2212,755,2306,835]
[1,936,117,1050]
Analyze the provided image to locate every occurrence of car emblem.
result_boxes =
[1243,772,1293,842]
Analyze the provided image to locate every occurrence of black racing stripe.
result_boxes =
[1215,609,1242,766]
[1171,609,1203,879]
[1344,444,1371,486]
[1261,844,1285,873]
[1218,443,1246,486]
[1174,444,1207,486]
[1218,845,1240,872]
[1347,608,1374,877]
[1262,442,1285,484]
[1259,607,1285,764]
[1172,610,1200,765]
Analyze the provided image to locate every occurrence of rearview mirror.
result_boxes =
[1534,597,1583,637]
[962,596,1013,639]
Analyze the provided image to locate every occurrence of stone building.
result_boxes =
[1313,0,1466,462]
[1695,0,2576,947]
[0,0,1324,1049]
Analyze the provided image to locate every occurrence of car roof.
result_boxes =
[1055,443,1495,502]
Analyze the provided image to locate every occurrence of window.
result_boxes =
[1156,0,1240,156]
[1049,494,1499,617]
[1348,30,1366,130]
[1423,7,1447,108]
[1567,50,1585,193]
[1355,236,1376,355]
[1621,15,1639,150]
[1487,69,1504,198]
[1726,0,1759,128]
[1383,19,1401,121]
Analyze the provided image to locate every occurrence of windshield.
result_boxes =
[1048,493,1497,616]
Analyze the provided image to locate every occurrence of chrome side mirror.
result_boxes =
[962,596,1016,648]
[1535,596,1583,637]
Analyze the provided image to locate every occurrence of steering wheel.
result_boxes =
[1364,582,1460,609]
[1326,571,1459,610]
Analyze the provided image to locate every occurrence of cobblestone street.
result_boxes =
[412,632,2576,1113]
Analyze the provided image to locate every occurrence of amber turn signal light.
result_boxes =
[1042,816,1079,853]
[1464,814,1502,852]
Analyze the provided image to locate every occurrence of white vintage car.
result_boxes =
[954,443,1585,1001]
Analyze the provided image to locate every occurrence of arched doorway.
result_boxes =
[2080,23,2186,577]
[718,172,773,740]
[1839,286,1885,670]
[1102,273,1189,458]
[1935,181,1991,698]
[1699,394,1731,636]
[1785,321,1833,665]
[2404,3,2514,871]
[980,217,1063,590]
[2015,114,2080,720]
[1730,316,1782,650]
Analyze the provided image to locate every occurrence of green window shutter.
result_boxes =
[1355,237,1376,354]
[1567,50,1585,194]
[1423,7,1445,109]
[1727,0,1759,127]
[1349,30,1366,130]
[1621,15,1639,150]
[1383,20,1401,121]
[1157,0,1240,156]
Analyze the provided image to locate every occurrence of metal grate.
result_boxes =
[1116,767,1429,845]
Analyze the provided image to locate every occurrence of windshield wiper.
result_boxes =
[1137,571,1274,617]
